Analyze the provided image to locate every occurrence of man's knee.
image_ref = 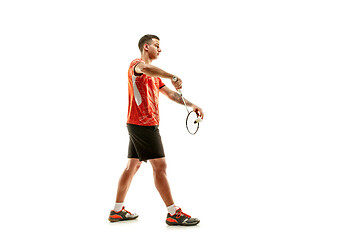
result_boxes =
[150,157,167,172]
[126,158,142,172]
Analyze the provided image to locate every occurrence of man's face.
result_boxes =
[146,38,161,59]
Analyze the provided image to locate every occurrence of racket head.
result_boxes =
[186,111,200,135]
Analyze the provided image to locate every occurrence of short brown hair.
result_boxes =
[138,34,159,53]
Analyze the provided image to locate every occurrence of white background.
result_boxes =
[1,0,359,239]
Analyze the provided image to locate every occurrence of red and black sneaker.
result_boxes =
[166,208,200,226]
[108,206,138,222]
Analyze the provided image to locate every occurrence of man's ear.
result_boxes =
[143,43,149,52]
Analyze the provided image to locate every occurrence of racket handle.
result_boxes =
[177,89,182,95]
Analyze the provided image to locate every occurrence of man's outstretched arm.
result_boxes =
[160,86,204,119]
[135,62,182,90]
[135,62,171,78]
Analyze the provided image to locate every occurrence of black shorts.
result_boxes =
[127,124,165,162]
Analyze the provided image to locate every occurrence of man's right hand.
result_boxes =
[171,76,182,90]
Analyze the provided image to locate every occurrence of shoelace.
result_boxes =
[121,206,133,215]
[175,208,191,219]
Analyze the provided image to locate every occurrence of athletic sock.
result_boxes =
[167,204,178,215]
[114,202,124,212]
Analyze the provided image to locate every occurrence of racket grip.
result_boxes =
[177,89,182,95]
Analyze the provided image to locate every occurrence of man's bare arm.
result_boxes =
[135,62,173,79]
[160,86,204,118]
[135,62,182,90]
[160,86,193,106]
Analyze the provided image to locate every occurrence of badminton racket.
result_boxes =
[177,89,202,135]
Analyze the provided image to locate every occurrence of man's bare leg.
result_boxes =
[115,158,142,203]
[149,157,174,207]
[150,157,200,226]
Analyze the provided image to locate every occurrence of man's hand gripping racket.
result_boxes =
[177,89,203,135]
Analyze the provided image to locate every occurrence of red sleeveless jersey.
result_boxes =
[127,58,165,126]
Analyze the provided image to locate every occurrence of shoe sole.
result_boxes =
[166,220,200,226]
[108,216,138,222]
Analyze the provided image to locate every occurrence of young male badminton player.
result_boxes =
[108,34,204,226]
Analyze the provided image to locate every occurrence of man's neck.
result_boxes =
[141,54,153,64]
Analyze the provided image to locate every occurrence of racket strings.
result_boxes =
[186,111,199,135]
